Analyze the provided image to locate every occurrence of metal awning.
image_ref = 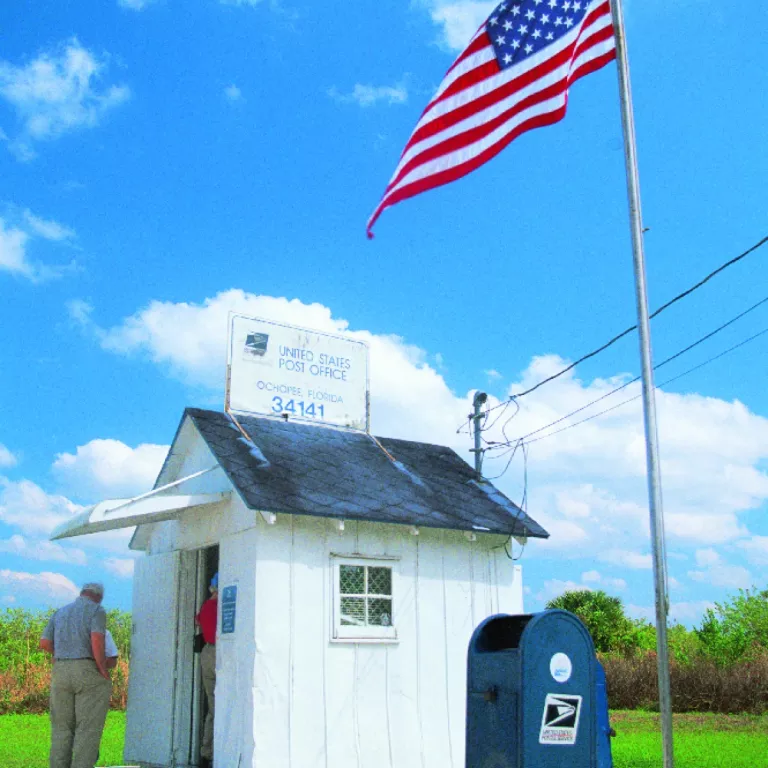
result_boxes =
[50,492,229,541]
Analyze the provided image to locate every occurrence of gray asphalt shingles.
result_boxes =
[183,408,548,538]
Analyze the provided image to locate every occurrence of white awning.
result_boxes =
[50,492,230,541]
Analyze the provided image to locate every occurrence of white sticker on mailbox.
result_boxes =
[550,652,573,683]
[539,693,582,745]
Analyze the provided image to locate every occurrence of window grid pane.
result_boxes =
[367,597,393,626]
[337,563,394,631]
[368,567,392,596]
[340,565,365,595]
[340,597,366,626]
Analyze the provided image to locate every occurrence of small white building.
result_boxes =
[53,407,548,768]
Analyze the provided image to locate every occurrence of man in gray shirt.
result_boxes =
[40,582,112,768]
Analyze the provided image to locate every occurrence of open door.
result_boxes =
[124,551,181,767]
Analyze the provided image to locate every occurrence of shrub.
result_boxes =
[696,588,768,666]
[546,590,641,655]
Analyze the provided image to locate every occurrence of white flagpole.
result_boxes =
[608,1,675,766]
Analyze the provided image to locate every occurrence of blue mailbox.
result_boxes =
[466,609,613,768]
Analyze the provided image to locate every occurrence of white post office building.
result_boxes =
[53,405,548,768]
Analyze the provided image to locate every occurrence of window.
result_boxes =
[332,557,397,641]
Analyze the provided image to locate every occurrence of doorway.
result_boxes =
[189,544,219,767]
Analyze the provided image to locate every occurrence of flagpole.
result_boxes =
[609,1,674,766]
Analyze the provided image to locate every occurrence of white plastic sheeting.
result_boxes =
[50,492,228,540]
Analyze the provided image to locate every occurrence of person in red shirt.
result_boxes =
[195,573,218,768]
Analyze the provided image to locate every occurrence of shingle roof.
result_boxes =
[177,408,548,539]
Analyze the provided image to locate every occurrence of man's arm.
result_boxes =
[40,614,55,656]
[91,632,110,679]
[39,638,54,655]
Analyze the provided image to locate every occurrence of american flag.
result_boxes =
[367,0,616,237]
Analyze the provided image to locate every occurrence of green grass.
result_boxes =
[0,711,126,768]
[611,711,768,768]
[0,710,766,766]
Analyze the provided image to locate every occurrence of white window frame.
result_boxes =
[331,555,399,642]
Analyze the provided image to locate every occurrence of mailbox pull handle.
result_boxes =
[482,686,498,703]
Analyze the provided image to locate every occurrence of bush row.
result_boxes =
[0,608,131,715]
[602,650,768,714]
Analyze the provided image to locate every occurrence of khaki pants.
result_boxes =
[200,643,216,760]
[49,660,111,768]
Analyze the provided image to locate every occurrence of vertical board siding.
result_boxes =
[289,516,331,768]
[250,517,292,766]
[320,523,360,768]
[354,522,400,768]
[416,530,454,768]
[247,517,520,768]
[217,528,259,767]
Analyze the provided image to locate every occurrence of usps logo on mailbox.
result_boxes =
[539,693,582,745]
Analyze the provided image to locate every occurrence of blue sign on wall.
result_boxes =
[221,585,237,634]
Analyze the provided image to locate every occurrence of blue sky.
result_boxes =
[1,0,767,626]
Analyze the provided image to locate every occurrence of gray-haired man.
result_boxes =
[40,582,112,768]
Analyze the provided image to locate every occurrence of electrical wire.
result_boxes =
[480,233,768,406]
[522,324,768,446]
[486,293,768,449]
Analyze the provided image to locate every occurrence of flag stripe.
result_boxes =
[385,22,614,196]
[367,47,616,233]
[367,0,617,236]
[389,41,615,198]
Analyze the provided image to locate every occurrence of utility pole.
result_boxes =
[471,391,487,476]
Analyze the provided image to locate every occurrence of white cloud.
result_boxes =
[669,600,717,624]
[223,84,243,102]
[537,579,590,603]
[0,569,78,605]
[0,474,137,555]
[0,478,83,536]
[328,82,408,108]
[485,369,502,381]
[0,534,87,565]
[67,299,94,326]
[422,1,495,51]
[736,535,768,566]
[688,548,753,589]
[694,548,720,567]
[74,290,768,597]
[0,220,31,276]
[118,0,156,9]
[0,37,130,159]
[577,570,625,591]
[599,549,653,570]
[103,557,136,578]
[626,603,655,622]
[53,439,168,500]
[0,444,17,468]
[0,208,77,280]
[23,210,75,241]
[581,570,601,583]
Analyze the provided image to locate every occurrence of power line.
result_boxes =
[500,233,768,402]
[520,324,768,446]
[487,293,768,447]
